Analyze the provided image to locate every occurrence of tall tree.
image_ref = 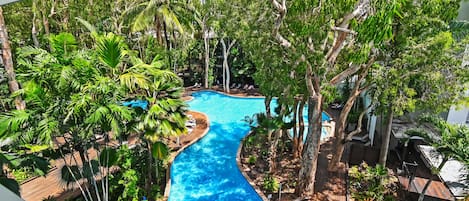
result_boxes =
[0,6,25,110]
[372,0,467,166]
[260,0,400,197]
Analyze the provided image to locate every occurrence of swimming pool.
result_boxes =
[168,91,331,201]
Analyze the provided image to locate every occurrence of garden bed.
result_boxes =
[239,132,347,200]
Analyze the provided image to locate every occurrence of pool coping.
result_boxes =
[163,111,211,200]
[236,131,270,201]
[185,89,266,100]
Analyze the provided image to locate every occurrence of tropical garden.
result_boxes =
[0,0,468,201]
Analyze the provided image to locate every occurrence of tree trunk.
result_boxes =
[62,0,69,32]
[295,98,306,158]
[41,1,51,37]
[329,89,361,171]
[163,22,172,72]
[292,98,299,158]
[223,39,236,93]
[379,106,393,165]
[145,142,154,201]
[203,23,210,88]
[31,1,40,47]
[265,96,272,118]
[269,129,281,172]
[0,7,25,110]
[221,38,227,92]
[296,94,322,197]
[418,157,448,201]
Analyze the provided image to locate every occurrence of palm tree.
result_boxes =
[128,0,195,71]
[94,32,188,200]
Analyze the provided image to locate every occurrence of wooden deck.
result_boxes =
[398,176,454,201]
[20,150,100,201]
[19,111,207,201]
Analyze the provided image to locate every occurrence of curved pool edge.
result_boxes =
[163,111,211,200]
[236,131,270,201]
[186,89,266,99]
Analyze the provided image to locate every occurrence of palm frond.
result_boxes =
[0,110,30,138]
[75,17,98,39]
[159,5,184,34]
[86,106,110,124]
[49,33,78,56]
[131,1,154,32]
[119,72,151,91]
[450,20,469,41]
[96,33,126,69]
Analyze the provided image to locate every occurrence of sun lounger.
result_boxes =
[331,103,343,109]
[186,121,196,128]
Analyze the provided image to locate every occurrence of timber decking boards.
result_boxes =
[398,176,454,201]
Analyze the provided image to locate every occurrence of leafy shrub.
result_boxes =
[263,174,279,192]
[248,155,257,164]
[11,168,39,183]
[348,163,398,201]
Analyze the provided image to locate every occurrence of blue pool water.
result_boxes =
[122,99,148,110]
[168,91,330,201]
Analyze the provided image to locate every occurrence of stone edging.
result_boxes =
[163,111,210,199]
[186,89,265,99]
[236,132,269,201]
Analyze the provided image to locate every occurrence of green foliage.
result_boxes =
[96,33,126,69]
[263,174,279,193]
[49,33,78,57]
[371,0,467,115]
[118,169,139,201]
[348,163,398,201]
[417,115,469,166]
[99,148,118,167]
[151,141,169,160]
[248,155,257,164]
[11,167,40,183]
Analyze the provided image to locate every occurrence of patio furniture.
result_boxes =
[398,176,454,201]
[416,145,469,199]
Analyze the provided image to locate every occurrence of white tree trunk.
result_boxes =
[203,21,210,88]
[221,39,227,92]
[379,107,393,165]
[221,38,236,93]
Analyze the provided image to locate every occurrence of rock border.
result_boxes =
[163,111,210,199]
[237,132,269,201]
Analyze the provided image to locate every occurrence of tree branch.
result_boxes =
[329,64,361,85]
[326,0,371,64]
[345,107,369,141]
[330,52,376,85]
[304,57,317,97]
[271,0,291,48]
[331,26,357,35]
